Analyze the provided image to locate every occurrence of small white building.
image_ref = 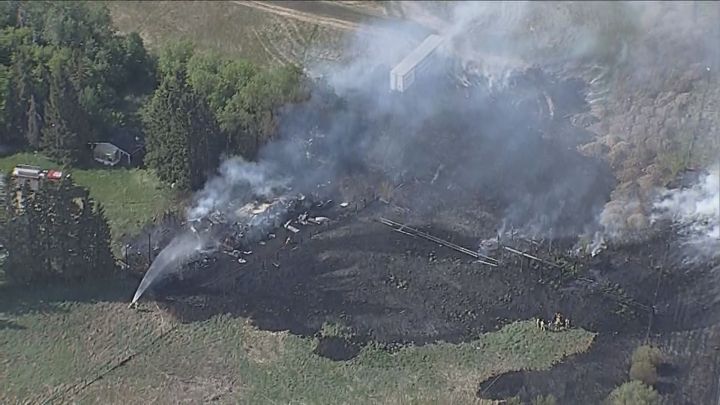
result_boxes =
[390,34,445,93]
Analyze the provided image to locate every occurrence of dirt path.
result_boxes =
[231,0,433,36]
[232,1,359,31]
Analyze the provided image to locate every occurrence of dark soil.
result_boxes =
[313,336,361,361]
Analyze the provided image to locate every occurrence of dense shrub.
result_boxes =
[631,345,664,366]
[143,43,307,190]
[0,2,154,161]
[0,177,116,284]
[629,345,664,385]
[605,381,660,405]
[629,360,658,386]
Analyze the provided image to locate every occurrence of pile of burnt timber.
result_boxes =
[378,217,499,267]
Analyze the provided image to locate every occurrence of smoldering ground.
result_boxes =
[135,2,719,299]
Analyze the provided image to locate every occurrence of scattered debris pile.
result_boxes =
[189,195,311,249]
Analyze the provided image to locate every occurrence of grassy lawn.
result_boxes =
[0,283,595,404]
[0,153,176,244]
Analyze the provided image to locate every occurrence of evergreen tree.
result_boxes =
[121,32,155,94]
[0,64,14,145]
[25,93,41,147]
[143,74,182,185]
[8,46,32,140]
[61,182,87,279]
[0,1,19,29]
[41,63,91,165]
[1,182,36,283]
[0,176,117,284]
[0,3,156,156]
[143,71,220,190]
[85,201,115,277]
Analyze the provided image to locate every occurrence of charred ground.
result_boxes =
[117,67,720,403]
[142,67,624,343]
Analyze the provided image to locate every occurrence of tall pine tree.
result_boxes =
[26,93,41,147]
[41,59,91,165]
[0,176,116,284]
[1,181,40,283]
[143,71,220,190]
[84,201,115,276]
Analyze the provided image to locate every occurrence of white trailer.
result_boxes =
[390,34,445,93]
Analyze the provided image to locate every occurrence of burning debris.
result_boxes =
[284,221,300,234]
[131,181,343,304]
[131,194,314,304]
[309,216,330,225]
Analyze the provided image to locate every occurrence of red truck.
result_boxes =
[11,165,68,191]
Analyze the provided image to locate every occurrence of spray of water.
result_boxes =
[130,157,293,303]
[131,231,213,303]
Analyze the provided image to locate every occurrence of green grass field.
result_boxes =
[0,281,595,404]
[0,153,176,244]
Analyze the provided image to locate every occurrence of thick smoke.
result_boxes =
[133,2,720,301]
[187,157,290,221]
[653,168,720,260]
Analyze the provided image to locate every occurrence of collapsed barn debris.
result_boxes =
[130,191,346,304]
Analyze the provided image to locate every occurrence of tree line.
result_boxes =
[0,1,155,165]
[143,41,307,190]
[1,177,116,284]
[0,2,307,284]
[0,2,307,189]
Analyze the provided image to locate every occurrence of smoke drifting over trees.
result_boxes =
[136,1,720,296]
[193,1,719,244]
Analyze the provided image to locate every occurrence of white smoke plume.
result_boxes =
[653,168,720,259]
[187,157,290,221]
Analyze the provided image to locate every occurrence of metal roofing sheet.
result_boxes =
[390,34,445,77]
